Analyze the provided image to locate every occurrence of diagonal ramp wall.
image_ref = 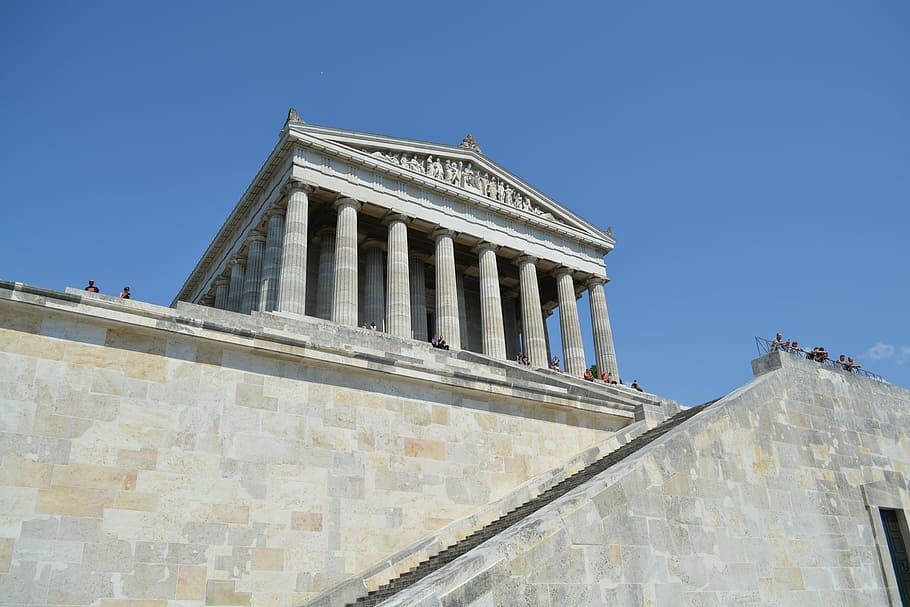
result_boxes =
[368,351,910,606]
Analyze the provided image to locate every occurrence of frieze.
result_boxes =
[359,147,559,223]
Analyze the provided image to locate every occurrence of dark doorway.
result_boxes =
[881,508,910,605]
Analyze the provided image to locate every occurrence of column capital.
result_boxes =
[333,195,362,212]
[215,277,230,287]
[585,276,608,288]
[408,251,428,263]
[553,266,575,280]
[363,239,387,252]
[265,205,286,219]
[286,180,316,196]
[230,258,246,267]
[247,231,267,244]
[474,241,498,254]
[515,254,539,267]
[431,227,455,242]
[382,212,412,226]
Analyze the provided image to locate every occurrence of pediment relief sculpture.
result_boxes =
[359,147,559,222]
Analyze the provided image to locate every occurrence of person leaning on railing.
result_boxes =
[771,332,790,351]
[762,335,880,381]
[806,346,829,363]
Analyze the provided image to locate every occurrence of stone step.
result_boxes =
[344,401,715,606]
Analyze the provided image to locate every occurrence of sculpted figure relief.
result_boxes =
[463,164,478,191]
[444,159,457,184]
[363,147,546,217]
[427,156,444,179]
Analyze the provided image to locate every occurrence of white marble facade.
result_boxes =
[175,110,620,379]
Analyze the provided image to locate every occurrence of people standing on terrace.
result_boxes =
[771,332,790,351]
[806,346,829,363]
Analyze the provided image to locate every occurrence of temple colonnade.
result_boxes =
[204,180,620,380]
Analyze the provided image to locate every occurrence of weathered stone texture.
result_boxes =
[379,351,910,607]
[0,287,635,606]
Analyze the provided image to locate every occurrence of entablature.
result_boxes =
[175,118,617,306]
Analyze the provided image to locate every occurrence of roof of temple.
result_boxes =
[285,117,615,248]
[174,111,615,305]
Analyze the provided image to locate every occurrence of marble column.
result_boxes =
[433,229,460,349]
[305,243,319,316]
[332,196,361,326]
[384,214,411,338]
[409,253,428,341]
[241,233,266,313]
[363,240,386,330]
[277,182,313,315]
[502,291,520,359]
[315,227,336,320]
[213,278,230,310]
[556,269,586,377]
[517,256,547,367]
[455,267,470,349]
[227,259,245,313]
[477,243,506,359]
[466,285,482,352]
[259,210,285,312]
[543,308,553,365]
[588,278,620,380]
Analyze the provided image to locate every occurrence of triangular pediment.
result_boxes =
[286,122,614,250]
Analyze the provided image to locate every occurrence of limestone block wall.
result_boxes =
[383,351,910,606]
[0,283,635,607]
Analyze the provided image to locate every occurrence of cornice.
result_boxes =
[172,129,296,306]
[287,127,615,253]
[175,120,617,307]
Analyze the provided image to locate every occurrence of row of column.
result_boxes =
[212,182,620,380]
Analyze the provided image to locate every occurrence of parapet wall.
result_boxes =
[379,350,910,606]
[0,281,656,607]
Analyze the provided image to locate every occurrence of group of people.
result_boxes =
[430,336,450,350]
[511,352,642,391]
[85,279,130,299]
[771,332,863,372]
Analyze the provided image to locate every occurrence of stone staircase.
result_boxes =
[345,401,714,606]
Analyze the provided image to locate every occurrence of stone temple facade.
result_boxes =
[1,113,910,607]
[175,110,619,380]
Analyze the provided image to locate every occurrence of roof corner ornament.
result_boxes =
[459,133,482,154]
[286,108,303,124]
[606,226,614,239]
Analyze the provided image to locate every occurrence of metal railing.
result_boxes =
[755,336,885,382]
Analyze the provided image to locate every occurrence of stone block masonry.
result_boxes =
[0,281,652,607]
[376,351,910,607]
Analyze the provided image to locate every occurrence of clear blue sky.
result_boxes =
[2,1,907,406]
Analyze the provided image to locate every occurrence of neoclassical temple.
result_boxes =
[175,110,620,379]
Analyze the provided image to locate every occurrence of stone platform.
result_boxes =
[0,280,671,606]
